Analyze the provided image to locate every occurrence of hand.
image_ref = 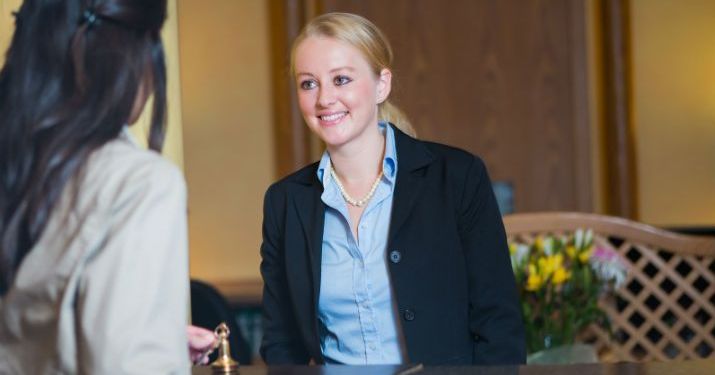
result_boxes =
[187,325,218,365]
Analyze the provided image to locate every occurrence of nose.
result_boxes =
[317,84,337,107]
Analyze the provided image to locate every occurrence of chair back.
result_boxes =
[504,212,715,362]
[191,279,252,364]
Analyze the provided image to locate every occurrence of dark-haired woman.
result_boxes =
[0,1,197,373]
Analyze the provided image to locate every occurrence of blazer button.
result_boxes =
[403,309,415,321]
[389,250,402,263]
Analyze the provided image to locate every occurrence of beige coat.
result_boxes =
[0,131,190,374]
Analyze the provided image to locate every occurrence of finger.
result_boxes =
[191,334,217,350]
[187,327,217,350]
[187,325,211,335]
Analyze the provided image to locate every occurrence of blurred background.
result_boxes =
[1,0,714,363]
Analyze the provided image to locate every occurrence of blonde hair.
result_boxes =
[290,12,416,137]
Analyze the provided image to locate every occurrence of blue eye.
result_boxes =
[300,80,317,90]
[334,75,352,86]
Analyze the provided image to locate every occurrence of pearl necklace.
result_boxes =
[329,165,383,207]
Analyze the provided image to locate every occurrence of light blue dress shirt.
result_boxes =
[316,122,405,364]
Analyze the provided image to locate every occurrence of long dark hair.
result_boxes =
[0,0,168,295]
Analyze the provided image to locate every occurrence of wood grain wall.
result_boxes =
[272,0,596,212]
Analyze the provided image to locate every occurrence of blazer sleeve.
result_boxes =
[458,156,526,365]
[76,161,190,374]
[259,185,310,364]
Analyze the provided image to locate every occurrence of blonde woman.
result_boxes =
[260,12,525,366]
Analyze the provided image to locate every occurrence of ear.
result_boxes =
[376,68,392,104]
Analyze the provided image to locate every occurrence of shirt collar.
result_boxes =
[381,121,398,181]
[317,122,398,186]
[120,125,139,146]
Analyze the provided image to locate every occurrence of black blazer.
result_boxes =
[260,125,526,365]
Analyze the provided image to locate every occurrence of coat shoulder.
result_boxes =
[264,161,320,201]
[418,139,487,174]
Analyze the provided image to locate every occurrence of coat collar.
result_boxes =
[290,124,434,186]
[290,123,435,249]
[387,124,434,244]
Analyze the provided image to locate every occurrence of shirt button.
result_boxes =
[403,309,415,321]
[389,250,401,263]
[369,344,376,351]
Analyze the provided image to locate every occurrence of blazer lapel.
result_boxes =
[388,125,435,245]
[291,170,325,322]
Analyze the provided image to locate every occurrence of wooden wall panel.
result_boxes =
[269,0,318,178]
[276,0,594,212]
[601,0,638,219]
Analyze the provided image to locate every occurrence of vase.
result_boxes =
[526,343,598,365]
[527,329,570,354]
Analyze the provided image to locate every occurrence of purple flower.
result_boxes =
[589,246,628,287]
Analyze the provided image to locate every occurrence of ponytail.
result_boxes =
[379,100,416,137]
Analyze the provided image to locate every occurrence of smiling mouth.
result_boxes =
[318,111,348,122]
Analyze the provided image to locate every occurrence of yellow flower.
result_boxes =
[526,264,543,291]
[554,253,564,266]
[509,243,517,255]
[538,254,563,278]
[552,267,571,285]
[566,245,577,259]
[579,247,593,264]
[534,236,544,252]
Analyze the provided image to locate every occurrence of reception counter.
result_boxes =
[192,359,715,375]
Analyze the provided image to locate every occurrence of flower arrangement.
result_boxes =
[509,229,628,354]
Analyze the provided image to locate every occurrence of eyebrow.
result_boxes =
[330,66,356,73]
[295,66,356,77]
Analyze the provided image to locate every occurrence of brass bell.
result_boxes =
[210,322,239,374]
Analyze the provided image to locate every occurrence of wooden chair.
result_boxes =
[191,279,253,364]
[503,212,715,362]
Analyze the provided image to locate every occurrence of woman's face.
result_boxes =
[293,36,391,149]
